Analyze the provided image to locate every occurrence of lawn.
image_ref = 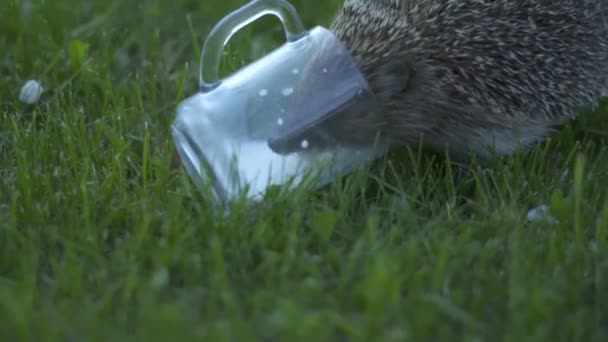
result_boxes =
[2,0,608,340]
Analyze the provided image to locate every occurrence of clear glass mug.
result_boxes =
[171,0,388,202]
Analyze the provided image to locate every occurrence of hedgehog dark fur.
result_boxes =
[282,0,608,163]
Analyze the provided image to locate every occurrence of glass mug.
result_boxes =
[171,0,388,202]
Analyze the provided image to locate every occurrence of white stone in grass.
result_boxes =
[149,267,169,289]
[526,204,559,224]
[19,79,44,104]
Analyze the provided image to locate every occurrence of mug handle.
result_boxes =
[199,0,307,92]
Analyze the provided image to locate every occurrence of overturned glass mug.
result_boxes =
[171,0,388,202]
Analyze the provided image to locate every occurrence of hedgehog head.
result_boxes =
[267,0,422,154]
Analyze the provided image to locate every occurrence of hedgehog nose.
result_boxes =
[267,127,331,155]
[267,137,292,154]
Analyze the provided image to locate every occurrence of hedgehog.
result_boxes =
[267,0,608,164]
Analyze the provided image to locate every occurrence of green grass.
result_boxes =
[2,0,608,340]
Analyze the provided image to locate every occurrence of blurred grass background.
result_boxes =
[2,0,608,340]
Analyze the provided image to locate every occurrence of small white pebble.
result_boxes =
[291,68,299,75]
[301,140,309,149]
[277,117,284,126]
[526,205,559,224]
[281,87,294,96]
[258,89,268,97]
[19,80,44,104]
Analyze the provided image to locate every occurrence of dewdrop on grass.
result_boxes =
[19,80,44,104]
